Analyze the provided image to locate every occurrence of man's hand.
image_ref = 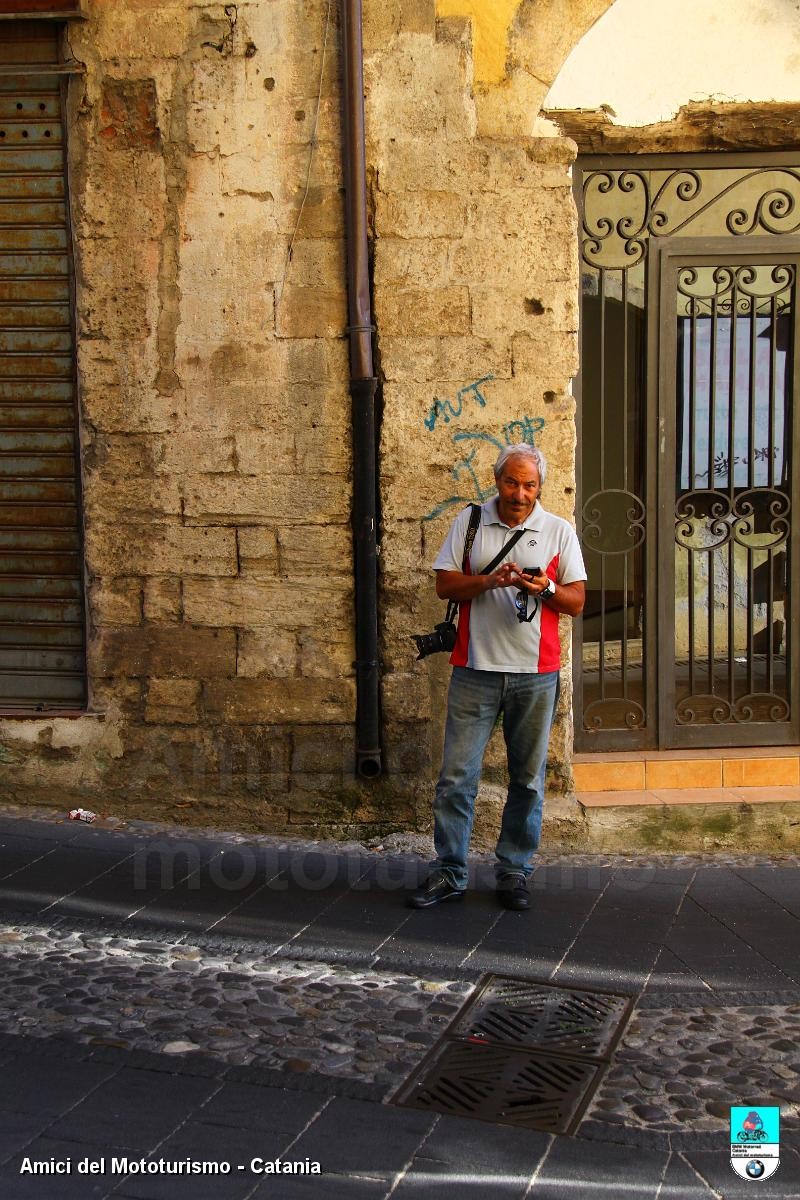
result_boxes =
[511,566,549,595]
[435,564,520,602]
[510,566,585,616]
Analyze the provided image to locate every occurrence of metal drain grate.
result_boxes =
[394,975,632,1135]
[452,976,630,1057]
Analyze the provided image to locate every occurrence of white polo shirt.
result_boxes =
[432,496,587,673]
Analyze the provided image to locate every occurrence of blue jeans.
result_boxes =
[433,666,559,889]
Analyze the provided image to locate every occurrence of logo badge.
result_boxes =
[730,1106,780,1180]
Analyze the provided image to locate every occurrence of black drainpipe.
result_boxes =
[341,0,382,779]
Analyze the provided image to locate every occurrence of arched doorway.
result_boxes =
[544,0,800,750]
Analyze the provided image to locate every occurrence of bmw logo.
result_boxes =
[746,1160,765,1179]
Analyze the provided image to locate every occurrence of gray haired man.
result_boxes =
[410,444,586,910]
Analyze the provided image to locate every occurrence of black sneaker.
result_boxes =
[407,875,465,909]
[496,874,529,911]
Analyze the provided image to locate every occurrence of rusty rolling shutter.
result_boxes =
[0,21,86,710]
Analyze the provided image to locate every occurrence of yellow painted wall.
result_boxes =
[436,0,523,87]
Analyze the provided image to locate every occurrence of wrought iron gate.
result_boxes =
[0,21,86,710]
[575,157,800,750]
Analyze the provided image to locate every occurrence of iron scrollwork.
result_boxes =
[732,489,791,550]
[674,491,732,551]
[676,691,790,727]
[675,695,733,725]
[582,490,646,555]
[583,697,645,732]
[674,488,791,551]
[676,263,794,316]
[734,694,790,723]
[582,168,800,270]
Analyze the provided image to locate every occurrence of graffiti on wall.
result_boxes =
[424,375,495,432]
[422,374,545,521]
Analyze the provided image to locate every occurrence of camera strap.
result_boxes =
[444,504,482,625]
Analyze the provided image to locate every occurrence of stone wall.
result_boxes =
[0,0,603,842]
[365,4,585,839]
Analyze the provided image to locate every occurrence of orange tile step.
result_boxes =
[573,752,800,794]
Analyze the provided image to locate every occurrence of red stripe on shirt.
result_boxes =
[538,554,560,673]
[450,558,472,667]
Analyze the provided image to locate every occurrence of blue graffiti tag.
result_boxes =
[423,416,546,521]
[423,375,495,432]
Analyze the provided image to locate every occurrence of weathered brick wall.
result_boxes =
[0,0,609,842]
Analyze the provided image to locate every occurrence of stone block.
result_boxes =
[365,37,472,142]
[381,719,437,778]
[277,524,353,578]
[91,5,190,59]
[382,670,432,722]
[203,677,356,724]
[376,137,572,196]
[99,78,161,151]
[237,629,297,678]
[282,183,345,238]
[293,406,351,475]
[178,229,286,307]
[512,331,579,380]
[400,0,436,35]
[363,0,401,45]
[373,518,422,579]
[92,626,236,679]
[144,578,182,623]
[450,237,555,290]
[145,679,201,724]
[183,384,282,435]
[377,190,467,239]
[157,433,237,476]
[75,150,165,243]
[281,237,346,289]
[221,140,343,212]
[88,577,143,627]
[183,578,351,629]
[297,629,355,679]
[181,287,276,346]
[83,475,183,523]
[182,474,346,526]
[80,384,180,436]
[78,278,152,343]
[87,525,238,577]
[291,724,355,779]
[466,185,574,241]
[237,528,279,577]
[377,336,512,384]
[474,71,550,140]
[374,237,454,288]
[378,287,471,337]
[91,677,143,719]
[275,287,347,338]
[232,429,294,477]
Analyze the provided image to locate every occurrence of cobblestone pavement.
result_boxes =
[0,921,471,1089]
[2,914,800,1155]
[583,995,800,1144]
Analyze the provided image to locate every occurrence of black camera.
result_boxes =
[411,620,457,660]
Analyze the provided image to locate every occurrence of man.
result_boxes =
[409,443,586,911]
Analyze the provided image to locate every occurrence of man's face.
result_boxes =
[496,456,541,525]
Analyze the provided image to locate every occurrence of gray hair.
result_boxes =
[493,443,547,485]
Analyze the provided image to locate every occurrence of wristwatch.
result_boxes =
[541,577,556,600]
